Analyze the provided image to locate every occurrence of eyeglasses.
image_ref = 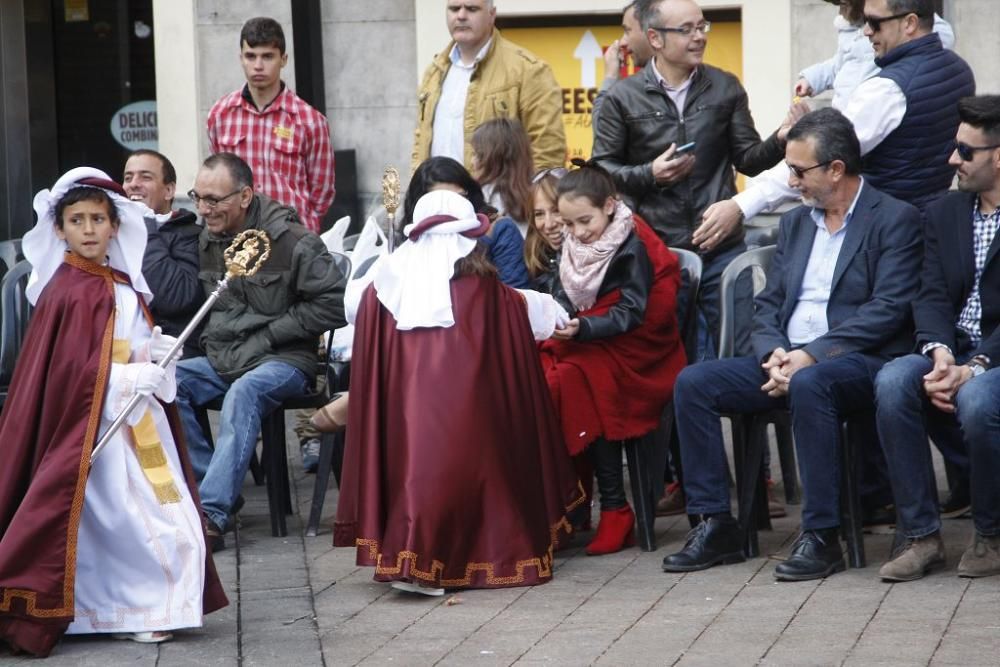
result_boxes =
[187,188,242,209]
[649,21,711,37]
[532,167,569,184]
[953,141,1000,162]
[863,11,918,32]
[787,160,833,179]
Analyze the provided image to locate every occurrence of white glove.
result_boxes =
[134,363,168,397]
[554,303,571,330]
[146,325,179,362]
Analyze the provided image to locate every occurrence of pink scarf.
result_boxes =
[560,201,635,311]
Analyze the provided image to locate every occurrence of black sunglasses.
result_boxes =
[787,160,833,179]
[954,141,1000,162]
[863,11,919,32]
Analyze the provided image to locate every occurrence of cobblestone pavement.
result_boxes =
[6,435,999,666]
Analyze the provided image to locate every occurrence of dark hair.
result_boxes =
[823,0,864,25]
[886,0,934,31]
[128,149,177,185]
[402,157,488,229]
[636,0,663,32]
[240,17,286,53]
[54,186,119,230]
[203,152,254,189]
[471,118,535,224]
[787,107,862,176]
[623,1,638,12]
[454,245,498,278]
[958,95,1000,144]
[525,172,561,278]
[556,160,618,208]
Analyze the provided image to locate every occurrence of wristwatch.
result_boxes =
[967,354,991,378]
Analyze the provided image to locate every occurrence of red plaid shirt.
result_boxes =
[207,85,335,232]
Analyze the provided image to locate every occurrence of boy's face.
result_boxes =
[56,199,118,262]
[240,41,287,92]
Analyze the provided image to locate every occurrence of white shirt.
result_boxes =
[733,77,906,220]
[652,59,696,114]
[430,40,492,163]
[787,180,865,346]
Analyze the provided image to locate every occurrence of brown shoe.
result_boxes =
[767,480,786,518]
[958,533,1000,578]
[656,482,686,516]
[311,392,348,433]
[878,532,946,582]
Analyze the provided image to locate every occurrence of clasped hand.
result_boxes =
[923,349,972,413]
[760,347,815,397]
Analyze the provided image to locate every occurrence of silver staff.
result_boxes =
[383,167,401,253]
[90,229,272,463]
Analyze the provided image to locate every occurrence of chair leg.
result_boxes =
[262,411,289,538]
[331,429,346,488]
[306,432,337,537]
[735,414,770,559]
[623,439,656,551]
[773,412,800,504]
[249,451,265,486]
[839,421,866,568]
[195,407,214,448]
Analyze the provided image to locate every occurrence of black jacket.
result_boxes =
[553,231,652,342]
[916,191,1000,363]
[592,62,784,254]
[142,209,204,358]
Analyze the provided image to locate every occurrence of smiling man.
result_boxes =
[411,0,566,171]
[124,149,204,358]
[206,17,334,233]
[173,152,345,552]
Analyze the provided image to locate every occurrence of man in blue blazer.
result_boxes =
[875,95,1000,582]
[662,107,922,581]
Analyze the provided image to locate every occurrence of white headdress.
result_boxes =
[23,167,153,305]
[373,189,490,330]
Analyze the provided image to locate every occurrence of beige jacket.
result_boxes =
[411,30,567,173]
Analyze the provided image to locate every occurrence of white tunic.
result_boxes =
[66,282,206,635]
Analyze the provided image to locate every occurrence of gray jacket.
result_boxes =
[592,62,784,254]
[198,193,346,382]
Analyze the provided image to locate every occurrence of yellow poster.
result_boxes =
[503,22,743,164]
[64,0,89,22]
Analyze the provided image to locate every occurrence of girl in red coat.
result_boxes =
[540,162,686,555]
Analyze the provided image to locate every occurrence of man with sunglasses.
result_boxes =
[701,0,974,235]
[662,108,921,581]
[874,95,1000,582]
[172,152,346,552]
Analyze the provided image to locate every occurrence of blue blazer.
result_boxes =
[752,182,922,363]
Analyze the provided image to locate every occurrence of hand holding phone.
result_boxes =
[673,141,696,155]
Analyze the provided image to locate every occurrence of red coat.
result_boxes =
[540,218,685,455]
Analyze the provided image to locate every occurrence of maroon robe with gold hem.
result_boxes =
[334,274,585,589]
[0,255,227,657]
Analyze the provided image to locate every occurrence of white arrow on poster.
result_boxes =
[573,30,603,89]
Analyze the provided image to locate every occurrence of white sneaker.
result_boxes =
[112,631,173,644]
[390,581,445,596]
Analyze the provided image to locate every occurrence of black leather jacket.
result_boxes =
[592,62,784,255]
[553,231,652,342]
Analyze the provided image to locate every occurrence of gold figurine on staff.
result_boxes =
[383,166,401,253]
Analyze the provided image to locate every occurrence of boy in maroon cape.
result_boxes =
[0,168,227,657]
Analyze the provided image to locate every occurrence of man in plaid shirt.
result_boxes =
[207,17,334,233]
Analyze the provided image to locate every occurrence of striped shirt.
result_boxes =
[207,85,335,232]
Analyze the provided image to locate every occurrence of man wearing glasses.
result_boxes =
[874,95,1000,582]
[702,0,974,237]
[592,0,793,356]
[172,152,346,552]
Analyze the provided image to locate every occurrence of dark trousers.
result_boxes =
[674,352,885,530]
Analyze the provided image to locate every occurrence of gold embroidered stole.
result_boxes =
[111,339,181,504]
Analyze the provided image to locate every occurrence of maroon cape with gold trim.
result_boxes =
[0,256,227,657]
[540,217,686,456]
[334,275,585,588]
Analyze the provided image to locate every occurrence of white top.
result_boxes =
[652,59,696,115]
[430,40,493,164]
[733,77,905,220]
[787,181,865,346]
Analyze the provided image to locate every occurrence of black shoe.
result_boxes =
[940,484,971,519]
[204,515,226,553]
[862,504,896,528]
[774,529,845,581]
[662,515,745,572]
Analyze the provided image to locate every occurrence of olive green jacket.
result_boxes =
[411,30,567,172]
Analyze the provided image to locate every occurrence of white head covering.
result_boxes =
[372,189,489,330]
[23,167,153,306]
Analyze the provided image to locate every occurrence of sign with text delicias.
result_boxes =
[110,100,158,151]
[503,21,742,165]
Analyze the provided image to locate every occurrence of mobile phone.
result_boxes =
[674,141,696,155]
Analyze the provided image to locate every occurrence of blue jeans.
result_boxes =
[675,352,884,530]
[874,354,970,539]
[175,357,308,530]
[955,368,1000,537]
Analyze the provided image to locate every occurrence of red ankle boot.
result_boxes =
[585,505,636,555]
